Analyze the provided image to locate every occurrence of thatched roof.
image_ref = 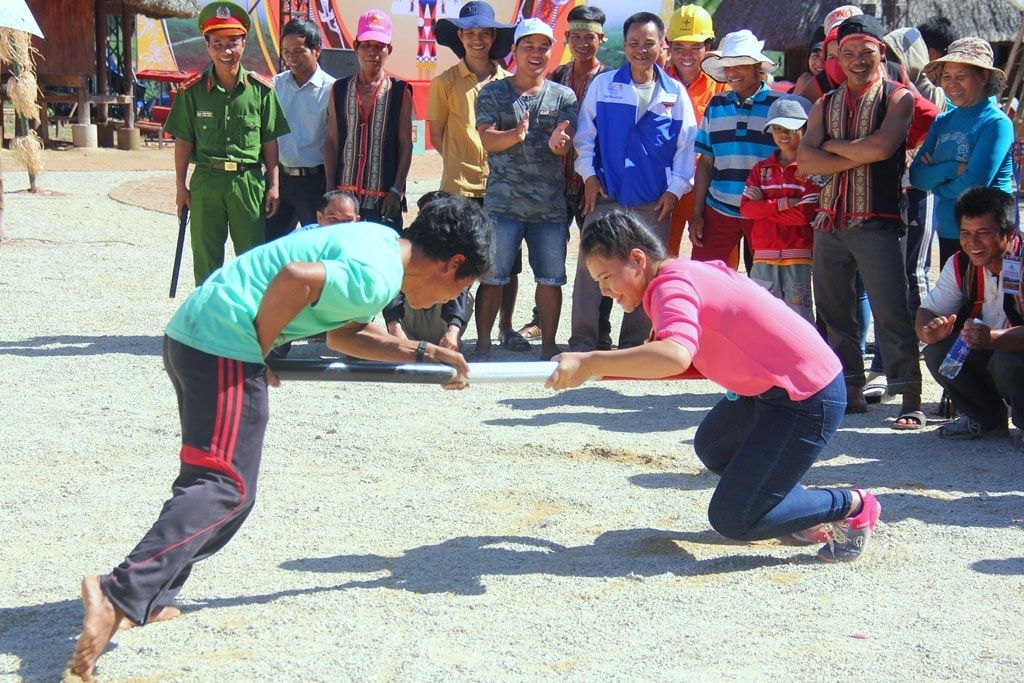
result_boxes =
[123,0,199,20]
[713,0,1024,52]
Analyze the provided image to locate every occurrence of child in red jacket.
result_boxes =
[740,95,819,323]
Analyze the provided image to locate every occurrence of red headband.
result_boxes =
[838,34,882,49]
[202,16,247,36]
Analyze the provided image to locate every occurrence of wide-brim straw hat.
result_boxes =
[435,1,515,61]
[923,37,1007,95]
[701,29,776,83]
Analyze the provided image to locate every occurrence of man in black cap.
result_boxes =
[428,2,528,357]
[798,14,924,429]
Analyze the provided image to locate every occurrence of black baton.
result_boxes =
[169,205,189,298]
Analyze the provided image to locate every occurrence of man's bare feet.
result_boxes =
[118,605,182,630]
[71,575,123,681]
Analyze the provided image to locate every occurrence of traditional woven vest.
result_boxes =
[814,78,906,231]
[332,75,408,214]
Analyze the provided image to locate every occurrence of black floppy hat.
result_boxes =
[435,1,515,61]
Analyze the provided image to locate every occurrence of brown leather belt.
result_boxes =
[208,161,260,172]
[280,164,325,177]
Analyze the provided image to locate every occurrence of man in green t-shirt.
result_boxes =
[70,196,495,682]
[163,1,290,285]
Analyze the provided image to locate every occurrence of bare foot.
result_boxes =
[71,575,123,681]
[118,605,182,630]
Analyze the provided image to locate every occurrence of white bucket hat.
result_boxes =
[701,30,777,83]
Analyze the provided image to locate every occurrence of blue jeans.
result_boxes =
[693,373,851,541]
[484,215,568,286]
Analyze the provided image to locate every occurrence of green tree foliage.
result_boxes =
[597,30,625,69]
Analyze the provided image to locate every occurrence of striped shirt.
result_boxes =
[695,82,782,217]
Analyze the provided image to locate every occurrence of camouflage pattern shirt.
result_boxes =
[476,79,578,222]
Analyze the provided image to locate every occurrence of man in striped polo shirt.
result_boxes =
[689,30,782,266]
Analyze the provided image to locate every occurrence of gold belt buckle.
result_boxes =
[223,161,238,172]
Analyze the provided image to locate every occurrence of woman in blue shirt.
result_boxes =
[910,37,1013,267]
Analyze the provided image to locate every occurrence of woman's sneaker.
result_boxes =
[817,489,881,562]
[791,525,830,544]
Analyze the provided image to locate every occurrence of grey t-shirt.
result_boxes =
[476,79,578,222]
[633,81,657,121]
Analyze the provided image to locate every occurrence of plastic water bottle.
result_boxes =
[938,318,983,380]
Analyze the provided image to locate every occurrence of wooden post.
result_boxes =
[121,1,135,128]
[95,0,108,123]
[12,61,38,192]
[1004,14,1024,119]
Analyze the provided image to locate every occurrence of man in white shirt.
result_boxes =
[916,186,1024,443]
[266,18,336,240]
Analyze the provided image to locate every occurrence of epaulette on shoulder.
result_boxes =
[249,72,274,89]
[178,72,204,91]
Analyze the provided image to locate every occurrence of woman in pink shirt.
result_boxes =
[546,211,880,562]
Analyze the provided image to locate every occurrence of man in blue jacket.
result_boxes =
[569,11,697,352]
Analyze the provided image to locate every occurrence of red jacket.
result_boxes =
[739,151,818,262]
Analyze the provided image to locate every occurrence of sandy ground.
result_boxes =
[0,147,1023,682]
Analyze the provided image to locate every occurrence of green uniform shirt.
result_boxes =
[164,64,290,165]
[165,223,404,363]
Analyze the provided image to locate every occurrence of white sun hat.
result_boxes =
[701,29,777,83]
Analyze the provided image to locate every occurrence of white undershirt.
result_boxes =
[921,257,1010,330]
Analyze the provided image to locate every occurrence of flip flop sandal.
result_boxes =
[892,409,927,430]
[500,330,532,352]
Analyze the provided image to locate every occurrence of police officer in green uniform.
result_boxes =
[164,1,290,284]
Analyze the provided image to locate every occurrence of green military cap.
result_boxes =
[197,0,251,36]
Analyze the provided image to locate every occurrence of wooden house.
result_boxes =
[23,0,199,143]
[712,0,1024,83]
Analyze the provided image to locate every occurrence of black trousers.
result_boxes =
[924,335,1024,430]
[101,337,269,625]
[265,170,326,240]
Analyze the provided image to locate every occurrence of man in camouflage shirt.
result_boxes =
[473,18,578,361]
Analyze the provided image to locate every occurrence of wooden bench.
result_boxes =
[137,104,172,148]
[37,74,134,144]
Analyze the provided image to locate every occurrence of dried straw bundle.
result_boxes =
[11,130,44,179]
[12,130,45,178]
[0,28,34,72]
[1,28,40,121]
[124,0,201,20]
[8,71,40,123]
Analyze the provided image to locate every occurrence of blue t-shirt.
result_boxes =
[165,222,403,362]
[909,98,1014,239]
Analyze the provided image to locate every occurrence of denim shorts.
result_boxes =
[484,214,568,286]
